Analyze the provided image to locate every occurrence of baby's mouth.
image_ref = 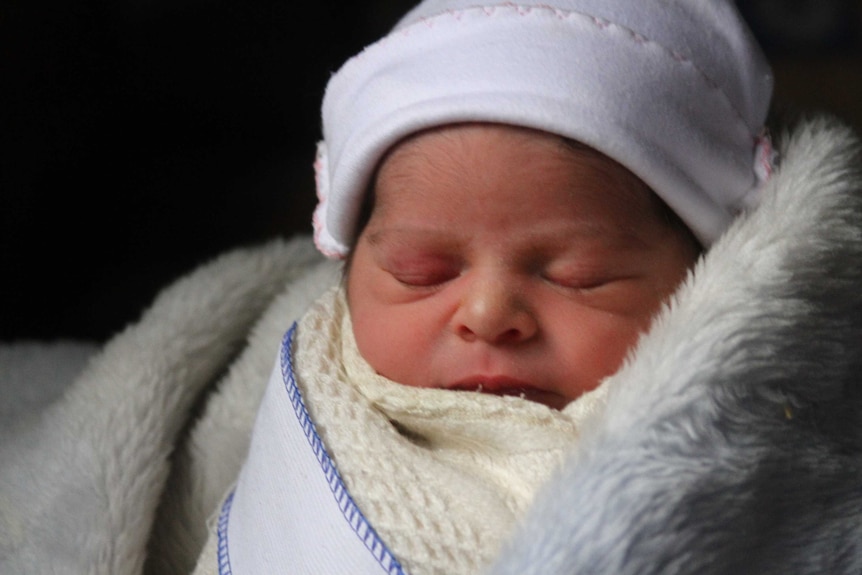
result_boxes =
[453,382,529,398]
[448,377,565,408]
[448,377,545,399]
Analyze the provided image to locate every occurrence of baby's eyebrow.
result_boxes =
[366,227,458,248]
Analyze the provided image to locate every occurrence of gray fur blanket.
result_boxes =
[2,117,861,574]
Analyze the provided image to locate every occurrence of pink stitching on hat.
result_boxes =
[754,131,775,182]
[590,16,610,30]
[313,146,349,259]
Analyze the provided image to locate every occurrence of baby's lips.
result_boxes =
[448,376,568,409]
[448,375,532,393]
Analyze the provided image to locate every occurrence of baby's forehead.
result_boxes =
[374,123,654,205]
[371,128,665,236]
[363,122,703,256]
[380,124,622,178]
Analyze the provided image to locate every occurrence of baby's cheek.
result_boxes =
[350,309,386,367]
[350,307,427,388]
[561,315,646,394]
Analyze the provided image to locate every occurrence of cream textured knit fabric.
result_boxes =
[288,286,607,574]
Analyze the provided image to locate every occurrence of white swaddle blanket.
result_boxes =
[220,286,608,575]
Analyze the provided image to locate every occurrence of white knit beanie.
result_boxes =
[313,0,775,258]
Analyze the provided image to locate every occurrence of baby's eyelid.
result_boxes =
[387,262,462,288]
[393,272,458,289]
[543,273,605,290]
[539,263,613,290]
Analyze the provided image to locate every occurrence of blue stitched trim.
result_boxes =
[216,489,234,575]
[281,323,407,575]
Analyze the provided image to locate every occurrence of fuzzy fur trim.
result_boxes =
[0,237,325,575]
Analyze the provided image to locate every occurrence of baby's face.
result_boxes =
[347,124,699,409]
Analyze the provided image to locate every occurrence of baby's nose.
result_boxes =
[452,275,537,345]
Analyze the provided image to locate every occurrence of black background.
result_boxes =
[3,0,861,342]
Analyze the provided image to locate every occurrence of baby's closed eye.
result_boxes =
[383,254,462,288]
[541,263,627,291]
